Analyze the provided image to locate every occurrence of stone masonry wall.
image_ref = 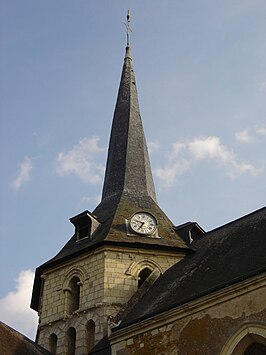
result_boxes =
[111,278,266,355]
[36,247,183,355]
[37,251,106,354]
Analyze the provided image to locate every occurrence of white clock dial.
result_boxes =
[130,212,157,235]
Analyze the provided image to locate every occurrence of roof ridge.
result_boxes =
[205,205,266,235]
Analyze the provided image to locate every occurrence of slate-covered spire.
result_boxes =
[31,20,190,314]
[101,45,157,203]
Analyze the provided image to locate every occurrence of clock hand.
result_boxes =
[138,221,145,230]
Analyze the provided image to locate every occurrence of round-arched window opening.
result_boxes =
[86,319,96,352]
[49,333,57,355]
[138,267,152,288]
[69,276,80,314]
[66,327,76,355]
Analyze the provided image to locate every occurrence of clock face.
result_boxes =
[130,212,157,235]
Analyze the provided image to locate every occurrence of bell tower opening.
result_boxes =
[138,267,153,288]
[66,327,76,355]
[49,333,57,355]
[68,276,80,314]
[86,319,96,352]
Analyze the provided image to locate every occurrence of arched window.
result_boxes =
[243,342,266,354]
[49,333,57,355]
[138,267,152,288]
[69,276,80,314]
[66,327,76,355]
[220,324,266,355]
[86,319,96,352]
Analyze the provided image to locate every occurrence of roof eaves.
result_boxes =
[115,267,266,330]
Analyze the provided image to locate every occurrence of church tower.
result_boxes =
[31,17,190,355]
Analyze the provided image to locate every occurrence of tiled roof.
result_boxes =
[116,206,266,329]
[0,322,50,355]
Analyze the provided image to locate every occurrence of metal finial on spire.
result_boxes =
[124,10,132,46]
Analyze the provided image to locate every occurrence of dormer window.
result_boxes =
[70,211,100,242]
[77,219,90,240]
[174,222,205,245]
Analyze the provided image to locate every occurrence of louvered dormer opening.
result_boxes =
[77,220,91,240]
[70,211,100,242]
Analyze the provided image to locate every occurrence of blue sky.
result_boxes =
[0,0,265,339]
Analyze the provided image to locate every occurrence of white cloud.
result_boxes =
[79,194,101,207]
[155,136,258,187]
[154,141,190,186]
[256,125,266,136]
[56,137,106,184]
[155,159,191,187]
[148,140,160,154]
[229,162,257,177]
[258,81,266,91]
[235,129,253,143]
[0,270,38,340]
[173,142,186,155]
[11,156,33,190]
[188,136,235,163]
